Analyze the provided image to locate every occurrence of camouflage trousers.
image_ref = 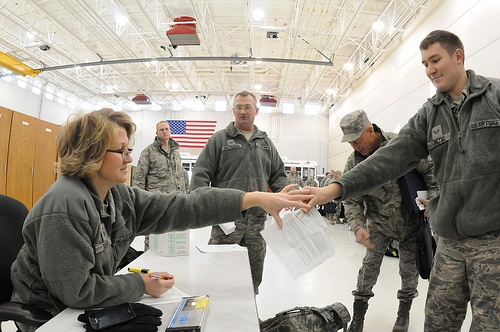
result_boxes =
[424,233,500,331]
[208,212,266,294]
[352,230,419,301]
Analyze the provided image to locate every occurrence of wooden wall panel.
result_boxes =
[6,112,37,209]
[0,107,13,195]
[33,119,59,206]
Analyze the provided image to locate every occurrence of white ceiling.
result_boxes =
[0,0,434,113]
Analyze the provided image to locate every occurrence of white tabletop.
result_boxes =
[38,229,260,331]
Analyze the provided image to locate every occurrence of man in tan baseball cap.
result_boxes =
[340,109,372,143]
[339,109,380,156]
[337,109,437,332]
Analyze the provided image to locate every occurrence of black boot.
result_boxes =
[347,300,368,332]
[392,300,412,332]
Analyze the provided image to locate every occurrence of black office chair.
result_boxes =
[0,195,53,331]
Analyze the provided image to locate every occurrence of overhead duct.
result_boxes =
[166,16,200,46]
[259,95,277,107]
[132,94,151,105]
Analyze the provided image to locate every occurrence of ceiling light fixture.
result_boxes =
[343,62,354,71]
[304,102,320,116]
[282,103,295,114]
[115,14,129,26]
[215,100,227,112]
[372,20,385,32]
[252,9,265,20]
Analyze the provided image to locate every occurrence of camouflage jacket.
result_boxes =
[133,137,186,193]
[343,124,439,239]
[287,172,304,188]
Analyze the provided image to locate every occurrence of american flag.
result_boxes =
[167,120,217,149]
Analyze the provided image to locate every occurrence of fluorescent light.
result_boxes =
[259,106,273,113]
[254,84,262,91]
[252,9,265,20]
[304,102,320,116]
[282,103,294,114]
[172,100,182,111]
[45,86,54,100]
[116,14,129,26]
[151,102,161,111]
[215,100,227,112]
[17,76,27,89]
[372,20,385,32]
[193,99,205,111]
[343,62,354,71]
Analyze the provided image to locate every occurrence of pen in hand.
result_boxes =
[148,274,172,280]
[128,267,173,280]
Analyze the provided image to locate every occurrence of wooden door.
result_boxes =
[0,107,13,195]
[33,119,59,206]
[6,112,37,209]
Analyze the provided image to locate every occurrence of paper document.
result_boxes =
[261,209,334,279]
[139,286,190,306]
[219,222,236,235]
[196,244,248,253]
[416,190,428,210]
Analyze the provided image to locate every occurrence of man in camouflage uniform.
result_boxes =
[133,120,187,250]
[340,110,438,332]
[287,165,303,189]
[305,30,500,331]
[190,91,287,295]
[304,176,319,187]
[319,171,330,187]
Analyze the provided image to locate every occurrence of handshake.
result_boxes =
[254,183,340,228]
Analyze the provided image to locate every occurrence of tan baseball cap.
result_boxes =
[339,109,371,142]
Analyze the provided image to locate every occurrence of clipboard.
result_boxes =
[166,295,210,332]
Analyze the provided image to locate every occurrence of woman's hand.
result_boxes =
[142,272,175,298]
[280,184,299,193]
[242,190,313,228]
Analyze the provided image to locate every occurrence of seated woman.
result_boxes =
[11,108,312,322]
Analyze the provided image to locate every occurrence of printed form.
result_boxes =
[261,209,334,279]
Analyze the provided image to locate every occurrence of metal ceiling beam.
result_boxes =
[37,56,333,72]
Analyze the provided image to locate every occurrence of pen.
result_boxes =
[128,267,150,274]
[148,274,172,280]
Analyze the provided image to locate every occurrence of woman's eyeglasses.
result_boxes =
[106,148,133,160]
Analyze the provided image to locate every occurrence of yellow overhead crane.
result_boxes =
[0,51,41,77]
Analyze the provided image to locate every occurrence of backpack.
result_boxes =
[260,302,350,332]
